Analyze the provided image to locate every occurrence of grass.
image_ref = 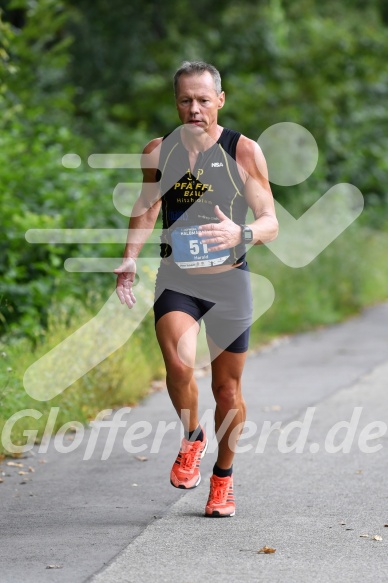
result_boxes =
[248,221,388,341]
[1,219,387,457]
[0,298,165,457]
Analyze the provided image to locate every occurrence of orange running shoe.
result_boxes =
[205,474,235,517]
[170,429,208,489]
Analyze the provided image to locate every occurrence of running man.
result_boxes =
[115,61,278,517]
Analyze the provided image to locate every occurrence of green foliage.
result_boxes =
[0,297,164,455]
[0,2,128,339]
[64,0,243,138]
[216,1,388,209]
[248,216,388,342]
[58,0,388,208]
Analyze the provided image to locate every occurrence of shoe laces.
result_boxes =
[181,440,202,471]
[209,476,230,504]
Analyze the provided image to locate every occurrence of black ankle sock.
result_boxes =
[213,463,233,478]
[185,425,204,442]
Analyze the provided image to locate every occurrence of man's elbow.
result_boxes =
[269,217,279,242]
[261,217,278,243]
[253,217,278,245]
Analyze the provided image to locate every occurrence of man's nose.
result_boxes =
[190,100,200,114]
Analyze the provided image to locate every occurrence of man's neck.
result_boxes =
[180,124,223,154]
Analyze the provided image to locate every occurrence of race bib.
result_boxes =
[171,225,230,269]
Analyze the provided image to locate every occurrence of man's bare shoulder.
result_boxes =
[236,134,264,160]
[141,137,163,179]
[138,137,162,183]
[236,134,268,181]
[142,137,163,155]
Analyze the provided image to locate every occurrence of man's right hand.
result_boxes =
[114,258,137,309]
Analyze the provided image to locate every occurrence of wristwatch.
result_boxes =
[240,225,253,243]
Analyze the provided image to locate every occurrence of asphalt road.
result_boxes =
[1,303,388,583]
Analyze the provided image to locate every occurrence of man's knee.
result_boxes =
[166,358,194,386]
[212,379,242,410]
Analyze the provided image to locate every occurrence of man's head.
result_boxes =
[174,61,225,133]
[173,61,222,97]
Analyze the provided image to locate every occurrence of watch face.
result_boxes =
[243,227,253,242]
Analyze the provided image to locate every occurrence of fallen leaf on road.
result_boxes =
[355,469,363,474]
[258,546,276,554]
[46,565,63,569]
[384,524,388,528]
[28,466,35,473]
[360,534,369,538]
[135,456,148,462]
[0,478,3,483]
[372,535,382,541]
[6,461,24,467]
[18,471,28,475]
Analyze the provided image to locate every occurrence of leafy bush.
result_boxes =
[0,3,140,340]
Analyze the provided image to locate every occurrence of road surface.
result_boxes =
[1,303,388,583]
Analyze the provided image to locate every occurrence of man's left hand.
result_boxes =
[198,205,241,251]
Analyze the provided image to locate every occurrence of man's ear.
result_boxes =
[218,91,225,109]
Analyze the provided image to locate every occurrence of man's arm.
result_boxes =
[198,136,278,251]
[237,136,278,245]
[114,137,162,308]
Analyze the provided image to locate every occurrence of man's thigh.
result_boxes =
[155,311,200,370]
[207,336,248,386]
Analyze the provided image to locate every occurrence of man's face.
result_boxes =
[175,71,225,133]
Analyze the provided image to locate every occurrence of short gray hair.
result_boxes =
[173,61,222,96]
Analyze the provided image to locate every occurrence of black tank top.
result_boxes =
[158,127,248,265]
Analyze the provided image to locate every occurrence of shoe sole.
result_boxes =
[170,475,201,489]
[170,438,208,490]
[204,510,236,518]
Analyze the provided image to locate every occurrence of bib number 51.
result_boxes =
[189,239,208,255]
